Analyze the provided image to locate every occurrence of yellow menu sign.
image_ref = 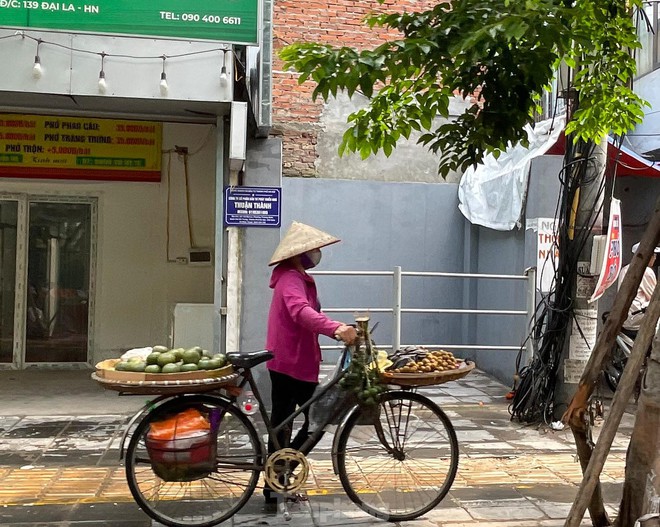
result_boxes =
[0,114,162,181]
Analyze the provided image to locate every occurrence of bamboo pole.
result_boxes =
[617,334,660,526]
[561,195,660,526]
[564,284,660,527]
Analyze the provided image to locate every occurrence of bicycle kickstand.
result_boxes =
[279,500,292,521]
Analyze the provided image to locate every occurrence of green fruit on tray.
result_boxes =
[114,361,130,371]
[146,352,161,365]
[157,352,177,367]
[212,353,227,367]
[180,363,199,372]
[161,363,181,373]
[144,364,161,374]
[172,348,185,360]
[152,345,169,353]
[201,349,213,358]
[115,357,147,372]
[125,361,146,372]
[208,357,224,370]
[197,358,211,370]
[182,349,201,364]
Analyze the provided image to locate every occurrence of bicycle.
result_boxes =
[116,322,462,527]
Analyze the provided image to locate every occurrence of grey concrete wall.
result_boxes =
[597,175,660,314]
[317,93,470,184]
[280,178,466,361]
[239,137,283,406]
[467,155,564,383]
[615,176,660,259]
[239,136,283,353]
[239,154,569,391]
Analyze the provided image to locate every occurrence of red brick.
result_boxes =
[272,0,439,177]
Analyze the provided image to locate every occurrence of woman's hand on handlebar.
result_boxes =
[334,324,358,345]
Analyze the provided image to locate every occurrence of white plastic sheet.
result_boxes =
[458,114,566,231]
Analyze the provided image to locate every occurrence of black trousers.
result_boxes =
[267,370,318,454]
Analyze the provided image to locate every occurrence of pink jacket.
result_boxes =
[266,262,341,382]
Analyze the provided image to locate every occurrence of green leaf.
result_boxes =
[278,0,646,177]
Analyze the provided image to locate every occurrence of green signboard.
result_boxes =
[0,0,259,44]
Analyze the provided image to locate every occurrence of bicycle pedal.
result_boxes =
[288,492,308,503]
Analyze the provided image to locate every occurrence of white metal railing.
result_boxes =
[311,266,536,363]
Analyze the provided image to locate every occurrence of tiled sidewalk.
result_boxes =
[0,368,633,526]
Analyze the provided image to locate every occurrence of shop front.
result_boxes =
[0,0,265,368]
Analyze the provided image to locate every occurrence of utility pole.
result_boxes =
[553,136,606,418]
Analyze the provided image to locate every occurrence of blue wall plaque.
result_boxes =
[224,186,281,227]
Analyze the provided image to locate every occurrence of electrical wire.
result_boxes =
[510,133,607,424]
[9,30,230,61]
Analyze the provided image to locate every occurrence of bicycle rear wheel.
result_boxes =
[125,394,263,527]
[336,390,458,521]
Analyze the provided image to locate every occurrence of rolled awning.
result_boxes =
[546,133,660,177]
[606,136,660,177]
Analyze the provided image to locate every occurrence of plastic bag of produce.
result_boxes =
[146,408,216,481]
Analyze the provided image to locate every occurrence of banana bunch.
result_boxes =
[368,349,393,371]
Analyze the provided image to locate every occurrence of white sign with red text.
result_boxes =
[589,199,622,303]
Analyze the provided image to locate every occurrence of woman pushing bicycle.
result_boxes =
[264,221,357,503]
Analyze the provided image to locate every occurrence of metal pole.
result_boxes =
[392,266,402,352]
[213,118,226,355]
[524,266,537,365]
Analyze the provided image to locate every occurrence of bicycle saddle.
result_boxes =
[227,350,273,369]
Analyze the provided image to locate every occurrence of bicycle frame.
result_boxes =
[237,347,353,456]
[119,344,401,470]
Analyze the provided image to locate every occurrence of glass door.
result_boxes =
[0,200,18,364]
[25,202,92,364]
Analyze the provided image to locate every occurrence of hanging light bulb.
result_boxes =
[219,50,229,87]
[32,39,43,79]
[159,55,169,96]
[98,52,107,94]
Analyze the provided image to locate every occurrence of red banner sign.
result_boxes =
[589,199,622,303]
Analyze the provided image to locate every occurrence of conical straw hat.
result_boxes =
[269,221,340,266]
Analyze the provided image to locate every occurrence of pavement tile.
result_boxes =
[465,501,547,521]
[456,430,499,442]
[422,506,473,522]
[462,441,515,451]
[0,438,55,453]
[0,367,637,526]
[0,416,21,432]
[438,522,543,527]
[531,499,575,519]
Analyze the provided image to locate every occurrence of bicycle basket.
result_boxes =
[145,407,219,482]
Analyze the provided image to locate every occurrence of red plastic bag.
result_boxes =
[147,407,210,441]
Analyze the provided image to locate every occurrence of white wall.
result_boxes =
[0,28,232,103]
[0,122,217,363]
[630,69,660,156]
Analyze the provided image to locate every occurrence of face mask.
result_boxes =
[301,249,322,269]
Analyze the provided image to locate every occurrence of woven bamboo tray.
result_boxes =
[91,372,239,395]
[380,360,475,387]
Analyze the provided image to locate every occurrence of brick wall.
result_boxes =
[272,0,438,178]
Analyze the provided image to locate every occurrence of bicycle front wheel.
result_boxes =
[336,390,458,521]
[125,394,263,527]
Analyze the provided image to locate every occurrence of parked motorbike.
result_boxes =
[601,309,649,399]
[602,329,634,393]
